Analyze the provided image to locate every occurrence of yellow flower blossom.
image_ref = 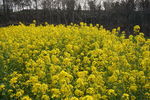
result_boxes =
[21,95,32,100]
[131,96,136,100]
[10,77,18,85]
[133,25,140,33]
[70,97,79,100]
[32,83,41,94]
[122,93,129,100]
[107,89,116,96]
[77,71,88,78]
[60,84,73,97]
[0,84,5,91]
[41,95,50,100]
[15,89,24,97]
[81,95,94,100]
[130,85,137,92]
[75,89,84,97]
[51,88,61,98]
[41,83,48,94]
[88,74,96,82]
[86,88,95,95]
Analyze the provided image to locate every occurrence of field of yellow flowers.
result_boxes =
[0,22,149,100]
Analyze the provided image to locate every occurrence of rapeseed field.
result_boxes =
[0,22,149,100]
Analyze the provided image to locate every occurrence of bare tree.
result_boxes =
[32,0,37,10]
[103,0,114,11]
[88,0,98,11]
[139,0,150,11]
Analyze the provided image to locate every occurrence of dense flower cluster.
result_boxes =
[0,22,149,100]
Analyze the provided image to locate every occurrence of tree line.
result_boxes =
[0,0,150,36]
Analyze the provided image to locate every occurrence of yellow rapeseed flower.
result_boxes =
[21,95,32,100]
[0,84,5,91]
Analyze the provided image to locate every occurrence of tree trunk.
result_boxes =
[2,0,6,14]
[35,0,38,11]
